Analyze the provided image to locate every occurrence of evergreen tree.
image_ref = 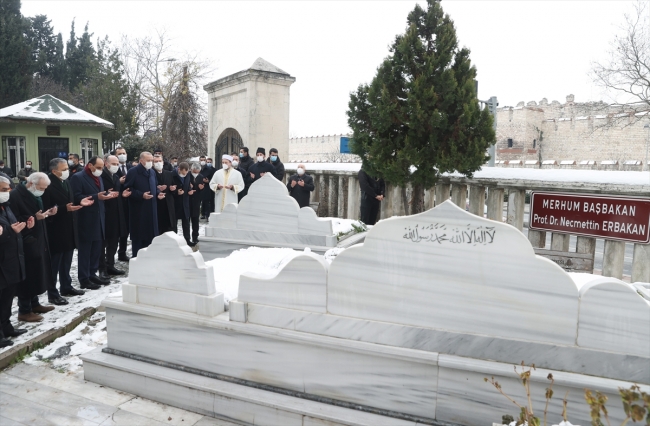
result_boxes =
[26,14,56,78]
[347,0,494,190]
[0,0,32,107]
[51,32,66,84]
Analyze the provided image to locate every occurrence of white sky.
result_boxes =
[22,0,635,137]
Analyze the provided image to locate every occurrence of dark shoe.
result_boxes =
[17,313,43,322]
[106,266,125,276]
[0,338,13,348]
[48,296,69,306]
[61,288,85,296]
[5,328,27,337]
[32,305,55,314]
[80,280,101,290]
[90,275,110,285]
[118,254,130,262]
[200,216,206,220]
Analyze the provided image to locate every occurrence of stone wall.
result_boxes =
[288,134,360,163]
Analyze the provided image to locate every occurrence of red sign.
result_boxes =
[529,192,650,243]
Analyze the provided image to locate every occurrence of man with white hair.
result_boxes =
[209,154,244,213]
[10,172,58,322]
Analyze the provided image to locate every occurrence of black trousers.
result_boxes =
[360,197,381,225]
[190,216,200,242]
[0,284,16,337]
[132,238,153,257]
[100,236,119,272]
[201,198,214,217]
[77,240,102,282]
[50,250,74,297]
[118,236,128,256]
[176,217,191,244]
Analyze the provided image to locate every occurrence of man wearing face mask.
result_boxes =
[153,155,176,234]
[266,148,285,182]
[153,148,173,172]
[172,162,192,244]
[199,156,215,220]
[170,157,179,170]
[68,154,82,175]
[188,163,204,245]
[42,158,94,300]
[238,147,254,171]
[70,157,117,289]
[124,152,164,256]
[358,168,385,226]
[248,147,276,183]
[231,152,251,202]
[0,176,28,347]
[17,161,34,183]
[210,155,244,213]
[98,155,127,280]
[287,164,315,208]
[114,147,132,261]
[10,172,57,322]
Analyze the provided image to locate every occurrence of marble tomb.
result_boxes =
[83,200,649,426]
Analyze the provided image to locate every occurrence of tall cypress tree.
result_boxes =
[51,32,66,84]
[0,0,32,107]
[347,0,494,189]
[26,14,56,78]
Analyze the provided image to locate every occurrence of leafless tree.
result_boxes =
[590,1,650,127]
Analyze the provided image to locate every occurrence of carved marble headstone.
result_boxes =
[124,232,224,317]
[327,200,580,344]
[205,174,336,247]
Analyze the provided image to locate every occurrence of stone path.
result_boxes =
[0,363,243,426]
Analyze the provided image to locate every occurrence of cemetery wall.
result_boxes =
[288,134,360,163]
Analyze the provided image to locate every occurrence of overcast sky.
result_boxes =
[22,0,635,137]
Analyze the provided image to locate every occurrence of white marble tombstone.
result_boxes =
[205,174,336,247]
[327,200,581,345]
[123,232,224,317]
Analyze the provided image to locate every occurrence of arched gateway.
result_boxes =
[203,58,295,162]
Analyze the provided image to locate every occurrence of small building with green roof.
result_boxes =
[0,94,114,175]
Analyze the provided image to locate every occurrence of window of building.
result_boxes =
[80,138,99,161]
[2,136,26,176]
[507,138,513,148]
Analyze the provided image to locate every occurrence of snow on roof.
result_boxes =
[0,94,113,128]
[249,57,290,75]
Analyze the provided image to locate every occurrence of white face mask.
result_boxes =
[232,160,239,168]
[92,168,103,177]
[153,162,163,171]
[68,160,75,166]
[0,192,10,203]
[222,163,229,169]
[257,156,264,162]
[144,161,153,170]
[25,164,31,169]
[29,187,44,197]
[179,173,187,178]
[117,154,127,163]
[200,161,206,166]
[109,165,119,174]
[297,168,305,175]
[60,170,70,181]
[191,172,199,178]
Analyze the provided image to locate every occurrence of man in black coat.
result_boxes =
[11,173,58,322]
[199,156,215,219]
[0,160,14,178]
[68,153,82,176]
[98,155,127,279]
[124,152,164,257]
[115,146,133,261]
[358,168,385,226]
[231,152,251,202]
[172,163,191,245]
[238,147,254,171]
[42,158,93,299]
[267,148,285,182]
[248,147,276,183]
[153,155,176,234]
[70,157,116,289]
[153,148,173,172]
[0,176,27,347]
[286,164,315,208]
[189,163,205,245]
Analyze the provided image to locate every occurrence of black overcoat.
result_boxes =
[189,173,204,218]
[70,171,105,243]
[41,174,76,253]
[155,170,175,230]
[172,170,190,220]
[125,164,159,243]
[200,166,215,201]
[286,173,315,208]
[115,163,133,235]
[101,169,127,240]
[0,203,25,290]
[10,184,51,298]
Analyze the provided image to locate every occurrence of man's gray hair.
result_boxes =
[140,151,152,159]
[191,162,201,171]
[0,176,11,185]
[27,172,50,186]
[49,157,67,172]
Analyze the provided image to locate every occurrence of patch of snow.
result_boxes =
[331,218,364,235]
[324,247,346,263]
[0,94,113,126]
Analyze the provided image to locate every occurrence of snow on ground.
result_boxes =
[331,218,365,235]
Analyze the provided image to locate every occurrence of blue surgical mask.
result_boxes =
[239,153,244,158]
[270,155,277,162]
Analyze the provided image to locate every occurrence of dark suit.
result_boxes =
[0,202,25,338]
[155,170,175,234]
[41,174,76,297]
[124,164,159,256]
[287,173,315,208]
[100,169,126,272]
[200,165,215,217]
[70,170,105,282]
[115,163,133,257]
[172,170,191,244]
[10,184,52,313]
[189,173,204,243]
[233,165,251,202]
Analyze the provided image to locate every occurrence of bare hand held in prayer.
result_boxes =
[35,210,47,220]
[291,180,297,188]
[188,190,195,195]
[260,172,266,177]
[217,184,223,190]
[97,192,114,201]
[26,217,35,229]
[66,203,82,212]
[375,195,383,201]
[47,206,58,215]
[119,176,126,184]
[198,184,204,190]
[11,222,26,233]
[227,185,234,190]
[178,189,184,195]
[143,191,154,200]
[157,192,165,200]
[122,189,131,198]
[157,185,167,191]
[80,196,94,206]
[170,185,177,192]
[298,180,304,187]
[203,178,209,183]
[250,172,255,179]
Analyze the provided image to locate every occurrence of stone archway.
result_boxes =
[215,128,243,161]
